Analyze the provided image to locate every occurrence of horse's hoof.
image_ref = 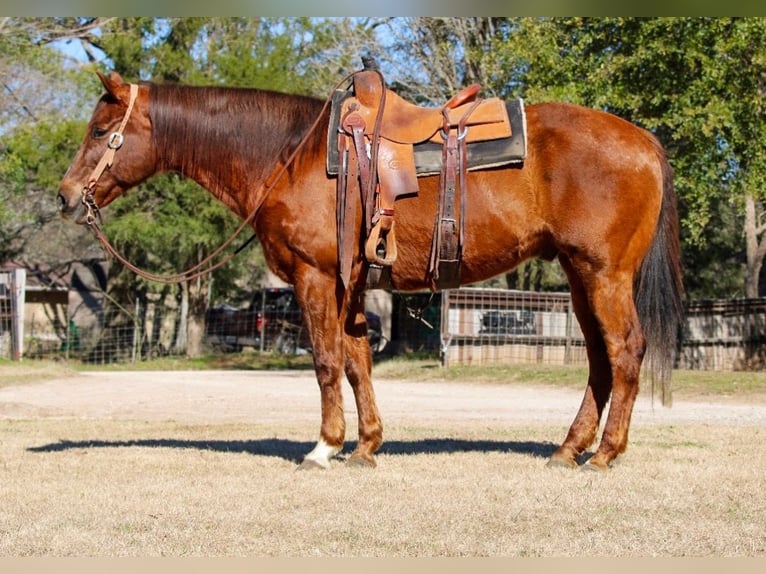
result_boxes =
[581,460,610,472]
[297,458,330,471]
[546,455,578,470]
[347,453,377,468]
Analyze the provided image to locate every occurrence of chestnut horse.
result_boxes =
[58,71,683,471]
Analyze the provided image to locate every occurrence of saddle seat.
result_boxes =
[339,68,513,208]
[351,70,511,145]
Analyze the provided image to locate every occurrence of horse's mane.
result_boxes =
[148,82,327,199]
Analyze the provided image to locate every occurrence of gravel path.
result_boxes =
[1,369,765,427]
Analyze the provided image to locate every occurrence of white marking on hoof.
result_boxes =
[301,439,340,470]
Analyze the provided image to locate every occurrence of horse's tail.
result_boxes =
[634,144,685,406]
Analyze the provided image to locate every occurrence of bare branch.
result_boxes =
[1,79,38,121]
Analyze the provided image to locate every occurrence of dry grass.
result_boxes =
[1,359,766,557]
[1,417,765,557]
[0,360,80,390]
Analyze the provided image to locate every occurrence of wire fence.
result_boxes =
[2,267,765,372]
[22,297,171,364]
[439,288,586,367]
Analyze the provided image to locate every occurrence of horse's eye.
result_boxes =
[92,127,108,139]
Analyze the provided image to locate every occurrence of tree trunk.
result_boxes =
[744,193,766,298]
[174,281,189,354]
[186,273,210,358]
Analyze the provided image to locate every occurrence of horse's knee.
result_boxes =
[344,345,372,384]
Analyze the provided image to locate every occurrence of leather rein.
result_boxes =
[82,72,359,285]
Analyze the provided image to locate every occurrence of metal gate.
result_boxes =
[440,288,586,367]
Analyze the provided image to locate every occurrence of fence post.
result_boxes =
[439,289,452,367]
[131,297,140,364]
[10,269,26,361]
[259,289,267,353]
[564,294,574,365]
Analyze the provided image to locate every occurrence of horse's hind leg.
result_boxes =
[552,260,645,470]
[585,275,645,470]
[342,291,383,467]
[548,256,613,469]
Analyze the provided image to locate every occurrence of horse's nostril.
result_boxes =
[57,193,67,211]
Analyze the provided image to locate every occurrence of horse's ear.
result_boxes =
[96,71,127,100]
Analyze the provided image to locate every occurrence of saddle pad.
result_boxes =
[326,91,527,177]
[414,98,526,176]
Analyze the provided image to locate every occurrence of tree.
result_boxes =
[375,18,514,102]
[1,18,105,267]
[491,17,766,298]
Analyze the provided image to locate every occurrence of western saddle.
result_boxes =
[332,56,519,290]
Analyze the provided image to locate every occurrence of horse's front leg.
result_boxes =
[294,274,347,470]
[342,292,383,467]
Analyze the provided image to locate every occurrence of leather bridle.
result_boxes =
[81,83,139,224]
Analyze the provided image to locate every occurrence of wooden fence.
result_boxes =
[439,288,766,371]
[679,298,766,370]
[0,269,26,360]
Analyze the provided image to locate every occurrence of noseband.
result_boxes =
[82,82,139,224]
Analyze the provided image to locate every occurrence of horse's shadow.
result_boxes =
[27,437,559,464]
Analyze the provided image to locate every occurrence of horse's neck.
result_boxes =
[160,135,275,220]
[153,86,315,220]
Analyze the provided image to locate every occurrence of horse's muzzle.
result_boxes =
[57,191,86,223]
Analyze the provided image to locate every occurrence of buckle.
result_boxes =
[108,132,124,150]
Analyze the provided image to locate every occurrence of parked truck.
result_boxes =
[204,287,382,354]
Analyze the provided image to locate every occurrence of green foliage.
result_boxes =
[0,118,85,261]
[195,18,316,92]
[94,18,362,95]
[0,151,25,258]
[1,18,106,262]
[494,17,766,296]
[3,119,85,190]
[102,173,257,299]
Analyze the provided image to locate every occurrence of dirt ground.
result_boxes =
[1,369,765,427]
[2,369,766,557]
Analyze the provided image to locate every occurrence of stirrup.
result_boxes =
[365,219,398,267]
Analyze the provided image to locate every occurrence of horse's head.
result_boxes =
[58,71,155,224]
